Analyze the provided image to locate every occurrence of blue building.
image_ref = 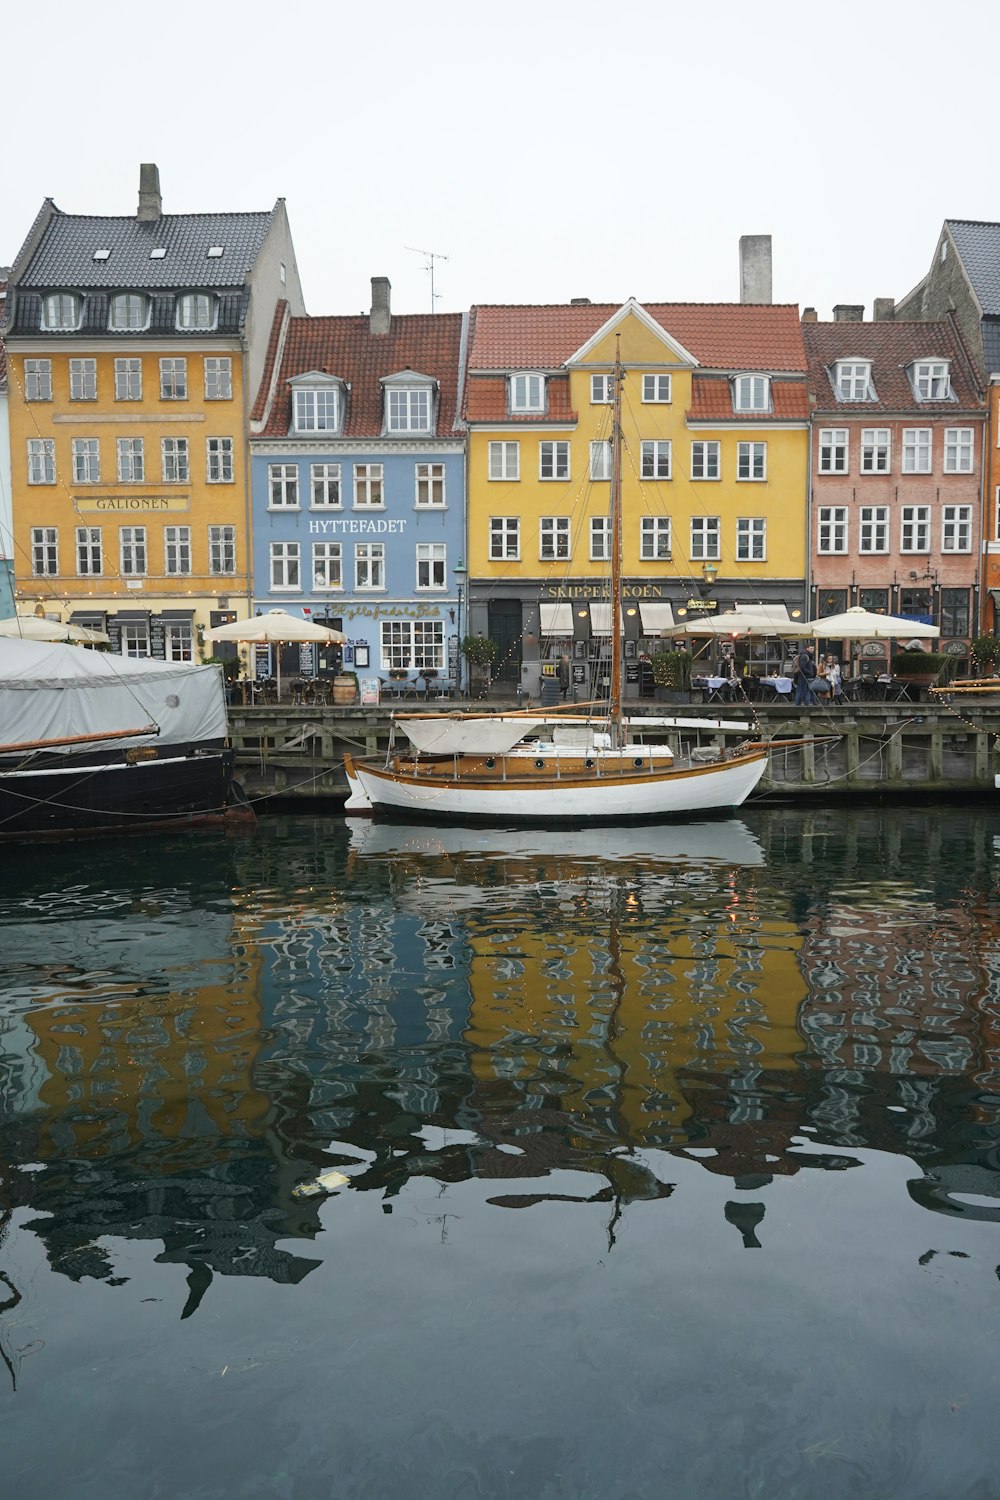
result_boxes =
[249,279,467,690]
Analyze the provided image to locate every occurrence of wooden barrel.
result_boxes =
[331,674,357,704]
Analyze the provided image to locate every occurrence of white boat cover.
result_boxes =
[0,638,228,753]
[400,715,545,755]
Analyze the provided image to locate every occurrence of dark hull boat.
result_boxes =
[0,638,253,842]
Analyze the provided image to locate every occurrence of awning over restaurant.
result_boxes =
[589,602,624,635]
[638,602,675,635]
[539,602,573,635]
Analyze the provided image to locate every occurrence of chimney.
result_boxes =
[801,307,818,323]
[833,304,864,323]
[370,276,391,336]
[873,297,896,322]
[739,234,772,304]
[138,163,162,222]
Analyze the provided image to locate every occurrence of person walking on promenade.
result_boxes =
[794,644,818,706]
[825,656,843,702]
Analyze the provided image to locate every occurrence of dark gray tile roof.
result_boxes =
[6,286,251,338]
[983,318,1000,374]
[18,210,274,289]
[947,220,1000,315]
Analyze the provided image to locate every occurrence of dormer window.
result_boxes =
[509,372,545,413]
[42,293,80,330]
[732,374,770,412]
[177,293,215,331]
[834,360,873,401]
[110,293,148,331]
[289,372,344,434]
[387,387,432,432]
[912,360,951,400]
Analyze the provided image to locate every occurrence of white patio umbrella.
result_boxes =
[0,613,110,644]
[808,606,940,639]
[205,608,346,699]
[678,613,813,638]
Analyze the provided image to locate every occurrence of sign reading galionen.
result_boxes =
[75,495,191,513]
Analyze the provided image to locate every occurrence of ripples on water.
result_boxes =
[3,808,1000,1498]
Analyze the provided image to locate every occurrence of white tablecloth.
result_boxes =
[761,676,793,694]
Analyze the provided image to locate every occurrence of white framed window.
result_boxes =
[161,437,190,483]
[818,429,848,473]
[901,505,931,552]
[163,622,193,662]
[691,441,720,480]
[120,526,147,575]
[387,387,432,432]
[642,373,671,403]
[76,526,102,575]
[641,440,671,480]
[24,359,52,400]
[488,441,520,480]
[110,293,147,331]
[540,516,570,560]
[31,527,58,574]
[117,437,144,483]
[913,360,950,400]
[269,464,299,508]
[733,374,770,412]
[355,542,385,589]
[736,517,766,561]
[861,429,891,473]
[293,386,339,432]
[818,506,848,553]
[177,293,215,330]
[121,621,150,658]
[996,485,1000,540]
[114,358,142,401]
[590,440,612,480]
[206,437,234,483]
[69,358,97,400]
[539,441,570,480]
[834,361,873,401]
[270,541,301,590]
[944,427,974,473]
[381,618,445,671]
[942,505,972,552]
[354,464,384,507]
[72,438,100,484]
[313,542,343,589]
[164,526,192,575]
[416,542,447,589]
[690,516,720,560]
[902,428,932,473]
[490,516,520,560]
[591,373,613,403]
[209,525,236,575]
[509,372,544,412]
[43,293,79,330]
[590,516,611,561]
[205,357,232,400]
[311,463,341,508]
[859,506,889,553]
[737,441,766,481]
[27,439,55,485]
[415,463,446,506]
[641,516,671,560]
[160,358,188,400]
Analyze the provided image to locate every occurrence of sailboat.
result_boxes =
[343,341,769,823]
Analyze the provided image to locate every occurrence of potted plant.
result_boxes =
[892,651,955,692]
[650,649,692,703]
[971,634,1000,677]
[461,634,497,695]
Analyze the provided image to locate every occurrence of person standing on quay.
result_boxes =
[794,644,818,706]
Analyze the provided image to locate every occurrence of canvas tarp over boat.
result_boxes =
[0,638,228,753]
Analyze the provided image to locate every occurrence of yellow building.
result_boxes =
[2,164,304,658]
[463,298,810,690]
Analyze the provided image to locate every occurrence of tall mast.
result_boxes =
[609,335,624,734]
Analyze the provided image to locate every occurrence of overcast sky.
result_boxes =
[5,0,996,322]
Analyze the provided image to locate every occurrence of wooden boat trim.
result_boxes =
[0,723,160,756]
[350,746,768,794]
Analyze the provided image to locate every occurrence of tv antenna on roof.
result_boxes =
[406,245,448,311]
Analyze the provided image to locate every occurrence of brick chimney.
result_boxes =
[370,276,391,336]
[138,163,162,222]
[739,235,772,304]
[801,307,818,322]
[833,304,864,322]
[873,297,896,322]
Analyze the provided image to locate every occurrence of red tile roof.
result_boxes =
[802,320,985,414]
[255,309,466,438]
[464,373,577,424]
[687,376,810,421]
[467,301,807,374]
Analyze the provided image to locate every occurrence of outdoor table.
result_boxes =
[760,675,793,701]
[695,675,736,703]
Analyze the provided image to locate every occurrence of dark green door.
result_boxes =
[487,602,522,684]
